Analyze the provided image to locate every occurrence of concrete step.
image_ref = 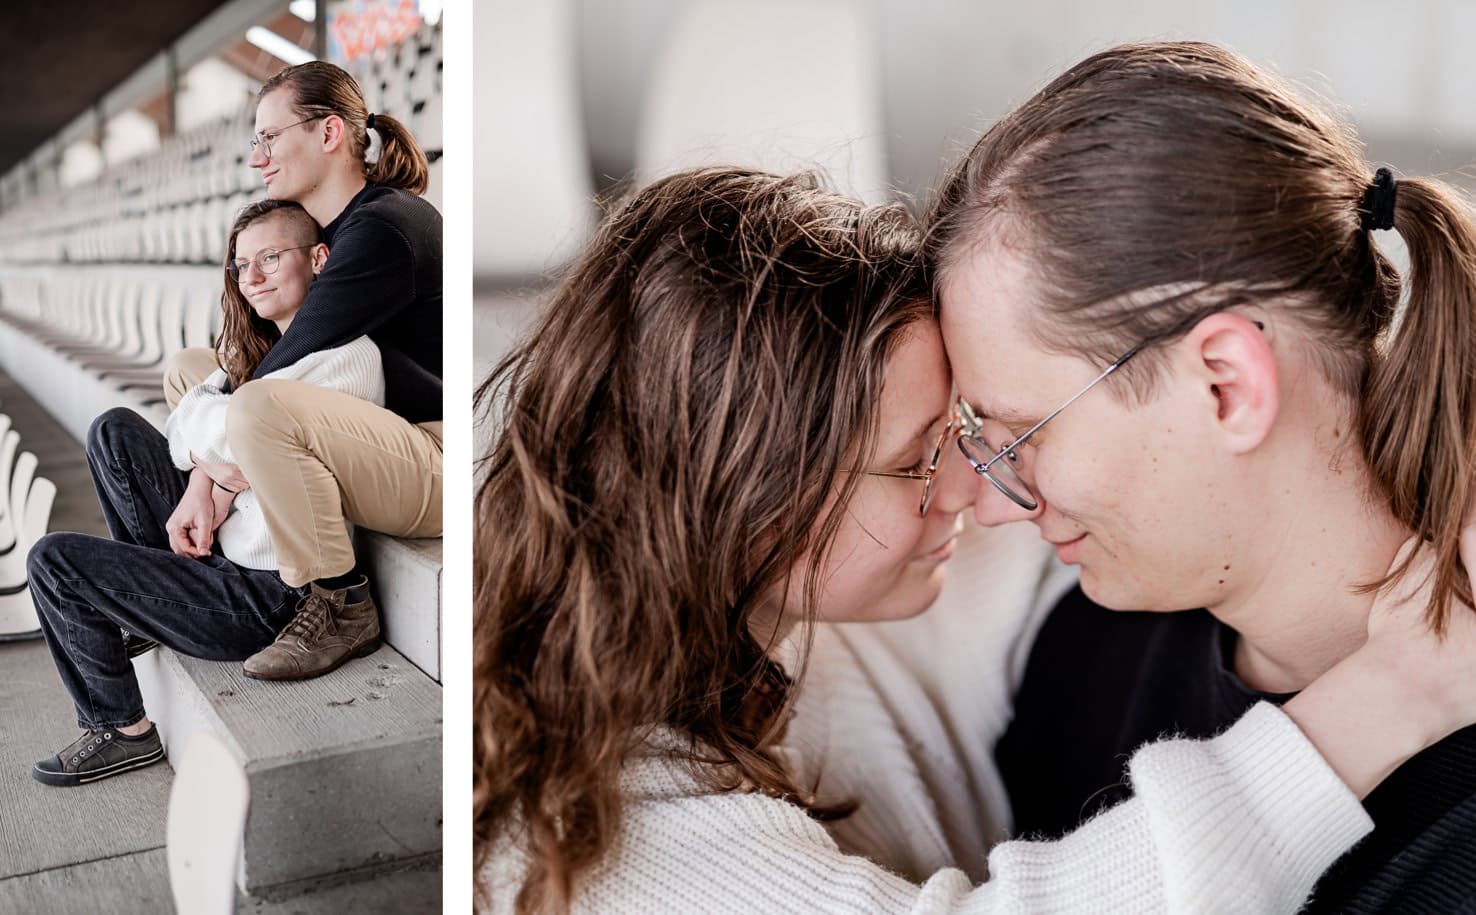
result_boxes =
[357,530,442,682]
[134,643,442,895]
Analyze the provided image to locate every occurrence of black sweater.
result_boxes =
[245,183,442,423]
[996,585,1476,913]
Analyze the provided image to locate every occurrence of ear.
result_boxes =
[1181,312,1279,454]
[320,114,348,155]
[310,242,330,275]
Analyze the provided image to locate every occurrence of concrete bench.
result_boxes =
[134,640,441,893]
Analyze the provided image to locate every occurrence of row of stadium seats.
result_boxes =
[0,413,58,641]
[0,265,221,434]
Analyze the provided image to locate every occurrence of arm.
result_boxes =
[561,711,1368,915]
[251,218,415,379]
[261,336,385,406]
[165,368,233,469]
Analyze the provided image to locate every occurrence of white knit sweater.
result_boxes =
[482,705,1371,914]
[164,336,384,569]
[480,525,1375,913]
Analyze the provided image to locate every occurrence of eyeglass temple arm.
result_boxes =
[979,343,1145,472]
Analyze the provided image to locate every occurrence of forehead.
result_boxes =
[236,216,303,255]
[871,319,950,457]
[254,88,296,132]
[937,240,1059,421]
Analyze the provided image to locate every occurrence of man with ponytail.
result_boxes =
[926,42,1476,910]
[166,61,442,680]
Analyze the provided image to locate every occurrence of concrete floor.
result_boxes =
[0,369,441,914]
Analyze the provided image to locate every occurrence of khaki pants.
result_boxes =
[164,349,443,588]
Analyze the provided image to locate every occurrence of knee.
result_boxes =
[86,407,146,465]
[164,348,216,394]
[226,380,293,455]
[27,532,83,587]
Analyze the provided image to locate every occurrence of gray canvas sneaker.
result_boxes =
[32,725,165,787]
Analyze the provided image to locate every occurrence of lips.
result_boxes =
[917,536,958,563]
[1048,532,1087,563]
[262,170,279,184]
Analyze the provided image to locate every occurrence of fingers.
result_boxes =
[167,517,212,559]
[167,524,198,558]
[190,517,214,555]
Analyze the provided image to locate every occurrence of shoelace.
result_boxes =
[279,593,338,643]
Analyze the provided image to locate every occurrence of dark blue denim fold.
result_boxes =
[30,407,305,729]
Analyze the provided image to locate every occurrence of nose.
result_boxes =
[248,142,269,169]
[925,434,977,518]
[239,259,266,285]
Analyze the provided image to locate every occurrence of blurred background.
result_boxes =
[475,0,1476,394]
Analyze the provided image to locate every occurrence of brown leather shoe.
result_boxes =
[242,579,382,681]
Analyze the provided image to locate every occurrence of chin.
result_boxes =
[1079,566,1195,614]
[886,570,948,622]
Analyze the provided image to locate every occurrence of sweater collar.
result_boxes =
[322,181,379,243]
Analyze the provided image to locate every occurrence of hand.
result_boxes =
[165,470,216,558]
[190,457,251,494]
[1360,520,1476,744]
[1282,493,1476,798]
[209,481,238,532]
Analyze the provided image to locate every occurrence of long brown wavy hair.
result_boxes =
[927,41,1475,632]
[474,168,933,912]
[218,199,322,387]
[261,61,429,194]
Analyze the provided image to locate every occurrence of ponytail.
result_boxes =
[1361,176,1476,633]
[366,112,429,195]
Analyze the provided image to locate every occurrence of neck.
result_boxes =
[274,313,295,335]
[297,169,367,228]
[1211,421,1408,693]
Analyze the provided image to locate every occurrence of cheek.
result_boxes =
[811,493,929,619]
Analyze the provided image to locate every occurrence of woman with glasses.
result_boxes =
[475,166,1476,913]
[27,199,383,787]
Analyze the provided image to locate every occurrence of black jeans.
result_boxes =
[30,407,305,730]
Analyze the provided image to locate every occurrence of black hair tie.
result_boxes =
[1360,167,1397,231]
[366,112,378,131]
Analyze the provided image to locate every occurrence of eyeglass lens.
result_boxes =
[957,434,1037,511]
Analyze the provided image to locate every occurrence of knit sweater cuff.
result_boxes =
[1131,701,1374,911]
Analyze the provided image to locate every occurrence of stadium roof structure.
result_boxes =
[2,0,317,175]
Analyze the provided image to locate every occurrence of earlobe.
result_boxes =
[1193,313,1279,454]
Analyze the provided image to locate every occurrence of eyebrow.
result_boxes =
[970,402,1041,428]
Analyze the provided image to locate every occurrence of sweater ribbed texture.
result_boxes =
[165,336,384,569]
[479,704,1370,913]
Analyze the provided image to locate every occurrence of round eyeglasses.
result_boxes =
[954,314,1266,511]
[227,245,315,283]
[864,399,967,516]
[249,116,324,160]
[954,344,1146,511]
